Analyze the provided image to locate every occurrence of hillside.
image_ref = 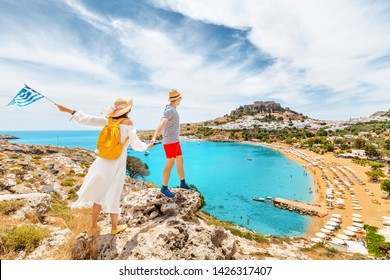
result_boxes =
[230,101,304,119]
[0,140,372,260]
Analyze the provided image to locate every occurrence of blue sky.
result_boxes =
[1,0,390,130]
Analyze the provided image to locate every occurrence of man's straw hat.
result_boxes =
[168,89,182,101]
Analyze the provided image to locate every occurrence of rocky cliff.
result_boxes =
[0,140,369,260]
[230,101,300,117]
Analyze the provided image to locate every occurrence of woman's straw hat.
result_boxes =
[105,98,133,117]
[168,89,182,101]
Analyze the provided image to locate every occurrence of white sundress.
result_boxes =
[71,111,148,213]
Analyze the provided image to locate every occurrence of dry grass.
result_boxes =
[50,208,92,260]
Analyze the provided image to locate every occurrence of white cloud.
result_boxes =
[151,0,390,117]
[1,0,390,131]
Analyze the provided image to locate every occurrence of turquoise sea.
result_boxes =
[2,130,314,236]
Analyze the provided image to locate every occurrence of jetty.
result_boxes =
[272,198,328,217]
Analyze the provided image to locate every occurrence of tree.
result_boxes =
[317,129,328,137]
[365,169,385,183]
[354,138,367,149]
[365,144,381,158]
[384,139,390,150]
[369,162,385,170]
[381,179,390,196]
[126,156,150,179]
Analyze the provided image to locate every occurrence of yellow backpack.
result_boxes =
[96,118,129,160]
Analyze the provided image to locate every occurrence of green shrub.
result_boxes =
[0,200,25,214]
[68,188,78,200]
[227,227,268,243]
[49,193,73,221]
[365,225,390,258]
[61,178,75,187]
[0,225,50,252]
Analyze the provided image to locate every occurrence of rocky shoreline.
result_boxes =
[0,134,19,140]
[0,140,373,260]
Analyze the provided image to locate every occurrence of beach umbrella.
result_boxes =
[332,214,342,218]
[335,192,342,195]
[353,207,362,211]
[347,226,359,232]
[352,217,363,223]
[330,217,341,223]
[326,221,338,226]
[324,225,335,231]
[343,230,356,236]
[336,234,350,240]
[349,188,355,191]
[352,214,362,218]
[384,220,390,226]
[352,222,364,228]
[321,228,332,234]
[311,237,323,243]
[331,237,346,245]
[382,216,390,221]
[315,232,327,239]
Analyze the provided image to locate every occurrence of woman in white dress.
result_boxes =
[56,98,153,235]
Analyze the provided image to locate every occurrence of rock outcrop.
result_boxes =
[0,193,51,221]
[72,188,237,260]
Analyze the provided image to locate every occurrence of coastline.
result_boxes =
[247,141,390,239]
[243,141,322,237]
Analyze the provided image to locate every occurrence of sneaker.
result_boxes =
[161,186,175,198]
[180,183,195,190]
[111,224,128,235]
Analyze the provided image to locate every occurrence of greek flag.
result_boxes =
[7,86,44,107]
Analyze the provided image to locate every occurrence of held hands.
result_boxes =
[147,142,154,149]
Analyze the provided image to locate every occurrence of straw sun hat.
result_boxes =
[104,98,133,118]
[168,89,182,101]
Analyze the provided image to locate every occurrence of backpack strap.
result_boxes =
[113,118,127,126]
[113,118,130,145]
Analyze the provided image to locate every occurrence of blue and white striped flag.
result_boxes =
[7,86,45,107]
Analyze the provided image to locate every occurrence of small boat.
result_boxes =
[253,196,265,202]
[144,151,150,156]
[265,196,273,200]
[247,158,253,161]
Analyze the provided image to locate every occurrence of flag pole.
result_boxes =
[24,84,56,104]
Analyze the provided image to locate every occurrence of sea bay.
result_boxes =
[2,130,314,236]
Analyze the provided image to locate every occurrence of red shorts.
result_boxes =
[163,142,182,158]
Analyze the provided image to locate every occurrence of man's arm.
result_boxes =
[151,118,168,143]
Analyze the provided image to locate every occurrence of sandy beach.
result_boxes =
[246,141,390,240]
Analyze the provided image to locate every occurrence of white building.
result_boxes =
[352,150,366,157]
